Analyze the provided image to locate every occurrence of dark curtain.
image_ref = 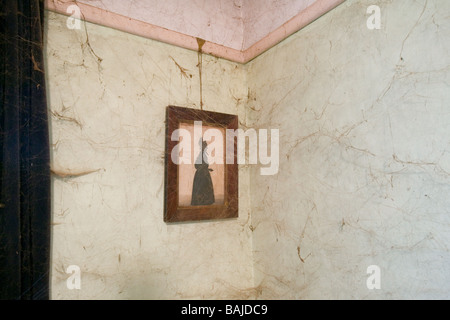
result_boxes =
[0,0,51,299]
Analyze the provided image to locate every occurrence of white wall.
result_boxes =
[247,0,450,299]
[45,11,253,299]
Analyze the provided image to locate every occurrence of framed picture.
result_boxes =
[164,106,238,223]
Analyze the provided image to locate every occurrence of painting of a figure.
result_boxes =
[191,140,215,205]
[177,122,225,207]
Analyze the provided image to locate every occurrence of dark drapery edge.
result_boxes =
[0,0,51,300]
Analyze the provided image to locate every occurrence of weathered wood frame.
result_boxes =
[164,106,238,223]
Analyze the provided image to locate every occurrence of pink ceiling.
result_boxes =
[45,0,345,63]
[242,0,318,50]
[76,0,246,51]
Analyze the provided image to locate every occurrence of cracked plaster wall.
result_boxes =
[45,11,253,299]
[45,0,450,300]
[247,0,450,299]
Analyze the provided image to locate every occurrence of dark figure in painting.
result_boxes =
[191,140,215,206]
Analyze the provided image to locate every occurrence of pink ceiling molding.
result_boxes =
[45,0,345,64]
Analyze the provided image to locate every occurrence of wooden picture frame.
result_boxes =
[164,106,238,223]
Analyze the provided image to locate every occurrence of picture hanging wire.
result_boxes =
[196,37,205,111]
